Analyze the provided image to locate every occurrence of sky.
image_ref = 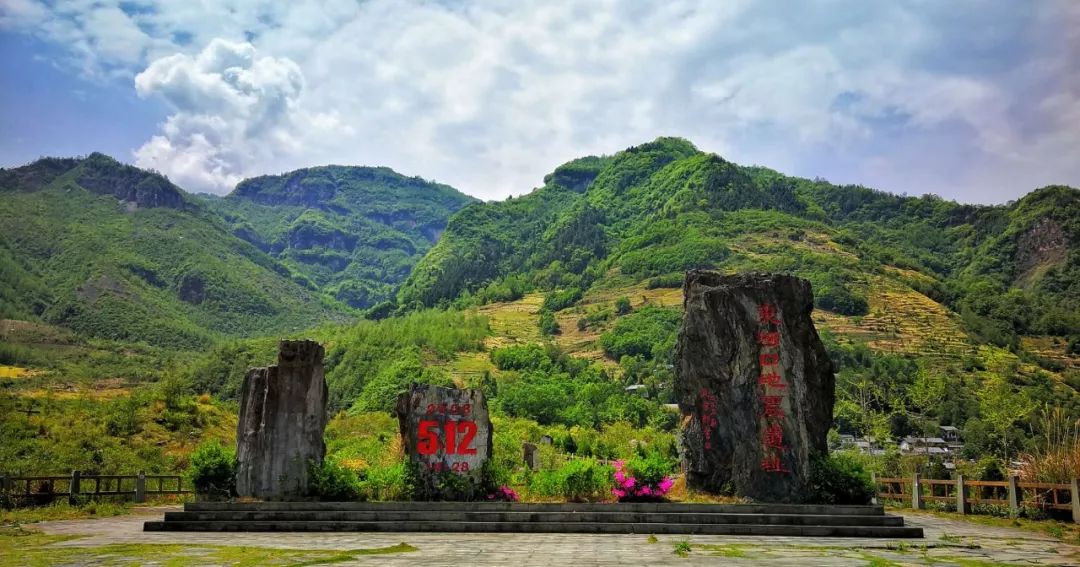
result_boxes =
[0,1,1077,204]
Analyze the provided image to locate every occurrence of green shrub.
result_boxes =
[359,462,415,501]
[614,297,632,315]
[308,459,364,501]
[187,440,235,498]
[543,288,583,312]
[624,451,675,487]
[538,310,560,336]
[646,274,683,289]
[491,344,552,371]
[531,458,612,502]
[599,306,681,361]
[806,452,875,505]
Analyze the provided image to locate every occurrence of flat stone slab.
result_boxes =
[183,501,887,515]
[144,501,920,537]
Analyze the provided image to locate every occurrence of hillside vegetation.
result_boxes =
[1,139,1077,487]
[201,166,477,310]
[0,154,346,349]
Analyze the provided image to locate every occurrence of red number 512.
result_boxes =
[417,420,478,456]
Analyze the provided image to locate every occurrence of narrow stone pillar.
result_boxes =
[135,471,146,503]
[236,340,328,500]
[912,473,923,510]
[1008,475,1020,518]
[69,470,81,505]
[870,472,878,505]
[955,475,966,514]
[1070,478,1079,524]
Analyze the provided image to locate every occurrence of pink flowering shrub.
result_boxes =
[486,485,520,502]
[612,453,675,502]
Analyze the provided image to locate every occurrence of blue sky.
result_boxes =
[1,1,1077,204]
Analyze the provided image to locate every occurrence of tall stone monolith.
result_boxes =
[675,271,834,503]
[235,340,328,500]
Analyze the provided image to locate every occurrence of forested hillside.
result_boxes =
[392,137,1079,464]
[1,139,1077,486]
[200,166,477,309]
[401,137,1078,343]
[0,154,346,349]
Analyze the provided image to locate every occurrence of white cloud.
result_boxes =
[2,0,1078,201]
[131,39,321,193]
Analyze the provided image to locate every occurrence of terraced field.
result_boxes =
[466,266,978,378]
[814,275,975,359]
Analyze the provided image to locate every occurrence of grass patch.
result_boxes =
[1,500,133,525]
[938,558,1026,567]
[901,508,1079,543]
[696,543,748,557]
[646,534,658,544]
[0,526,417,567]
[860,555,903,567]
[939,532,962,543]
[672,539,691,557]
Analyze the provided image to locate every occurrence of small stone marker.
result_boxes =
[235,340,328,500]
[396,383,492,500]
[523,442,539,471]
[675,271,835,503]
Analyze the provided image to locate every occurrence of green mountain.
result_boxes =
[400,138,1079,346]
[0,153,348,349]
[199,166,477,309]
[390,137,1079,459]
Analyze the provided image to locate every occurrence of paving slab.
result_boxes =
[21,506,1080,566]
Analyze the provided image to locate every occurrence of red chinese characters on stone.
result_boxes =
[757,303,780,325]
[761,395,785,419]
[758,372,785,389]
[756,302,790,474]
[763,422,785,449]
[760,454,789,473]
[757,331,780,347]
[699,388,719,450]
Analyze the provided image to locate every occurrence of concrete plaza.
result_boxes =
[22,506,1079,566]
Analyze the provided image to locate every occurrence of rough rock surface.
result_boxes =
[236,340,328,500]
[396,384,492,500]
[675,271,835,503]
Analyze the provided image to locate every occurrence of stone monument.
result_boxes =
[675,271,835,502]
[235,340,328,500]
[396,383,492,500]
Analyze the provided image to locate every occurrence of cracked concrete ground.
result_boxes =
[15,506,1080,566]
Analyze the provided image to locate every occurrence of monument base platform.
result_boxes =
[144,502,922,537]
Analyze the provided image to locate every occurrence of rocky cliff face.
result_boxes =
[675,271,834,503]
[1015,217,1068,281]
[75,161,187,210]
[0,153,187,209]
[236,340,328,500]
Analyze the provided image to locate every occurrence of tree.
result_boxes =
[978,375,1034,464]
[908,367,946,417]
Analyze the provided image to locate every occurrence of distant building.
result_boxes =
[844,436,886,456]
[939,425,961,443]
[900,436,951,455]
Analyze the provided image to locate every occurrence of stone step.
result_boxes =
[164,510,904,527]
[183,501,886,516]
[143,519,923,537]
